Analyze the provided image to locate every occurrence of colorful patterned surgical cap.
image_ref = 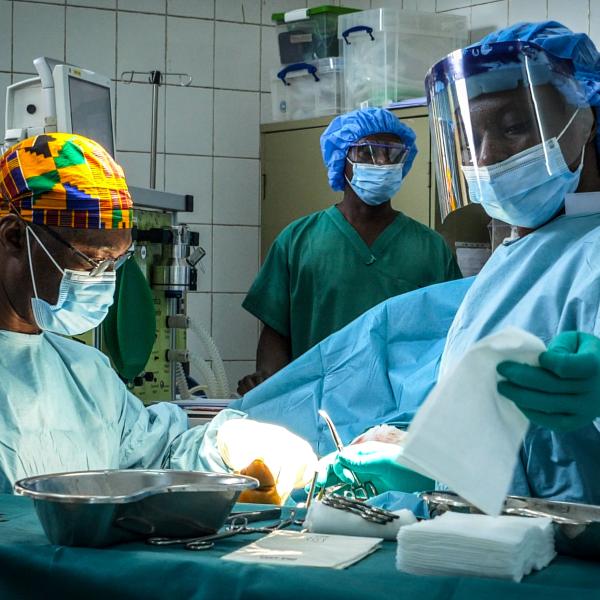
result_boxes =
[0,133,133,229]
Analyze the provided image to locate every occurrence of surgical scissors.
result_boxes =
[147,514,295,551]
[186,517,294,551]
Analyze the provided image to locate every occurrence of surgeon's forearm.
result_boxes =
[256,324,292,377]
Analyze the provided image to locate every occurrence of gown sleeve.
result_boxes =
[117,385,247,472]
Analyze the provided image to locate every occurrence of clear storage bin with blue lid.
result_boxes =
[272,5,360,65]
[339,8,468,108]
[270,57,344,122]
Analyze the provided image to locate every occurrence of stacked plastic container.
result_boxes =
[271,58,345,122]
[270,6,359,122]
[339,9,468,109]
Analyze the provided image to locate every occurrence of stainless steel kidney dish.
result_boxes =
[15,469,259,548]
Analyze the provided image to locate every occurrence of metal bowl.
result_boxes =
[14,469,259,548]
[422,491,600,560]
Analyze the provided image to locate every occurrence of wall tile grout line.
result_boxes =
[210,0,216,338]
[10,0,14,77]
[114,1,119,138]
[162,1,167,185]
[258,0,265,341]
[63,2,66,63]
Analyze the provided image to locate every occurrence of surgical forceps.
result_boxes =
[322,494,399,525]
[318,410,378,500]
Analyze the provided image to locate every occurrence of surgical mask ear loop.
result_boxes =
[577,143,586,171]
[25,226,65,301]
[344,156,355,188]
[551,108,587,176]
[556,108,587,168]
[557,108,580,142]
[26,226,65,274]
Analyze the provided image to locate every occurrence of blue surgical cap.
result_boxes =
[320,108,418,192]
[471,22,600,109]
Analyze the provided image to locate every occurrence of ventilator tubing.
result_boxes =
[186,319,231,399]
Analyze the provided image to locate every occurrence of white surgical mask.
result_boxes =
[26,227,116,335]
[345,159,406,206]
[461,109,584,228]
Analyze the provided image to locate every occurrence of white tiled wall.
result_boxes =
[436,0,600,46]
[2,0,600,390]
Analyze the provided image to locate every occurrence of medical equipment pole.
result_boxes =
[119,69,192,192]
[118,69,195,401]
[149,70,161,190]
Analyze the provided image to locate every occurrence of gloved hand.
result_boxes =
[317,442,434,495]
[312,451,344,491]
[497,331,600,432]
[217,418,317,504]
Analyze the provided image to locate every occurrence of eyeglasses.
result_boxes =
[6,201,134,277]
[37,224,135,277]
[347,142,408,165]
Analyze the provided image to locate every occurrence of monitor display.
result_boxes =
[68,76,114,156]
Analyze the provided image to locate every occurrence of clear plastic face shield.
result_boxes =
[426,42,595,224]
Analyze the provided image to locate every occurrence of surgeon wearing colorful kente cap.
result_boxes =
[238,107,462,395]
[233,22,600,505]
[0,133,316,499]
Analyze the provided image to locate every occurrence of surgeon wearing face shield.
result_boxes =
[0,133,316,501]
[455,56,595,231]
[237,108,462,395]
[232,22,600,506]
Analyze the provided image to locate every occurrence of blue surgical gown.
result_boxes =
[233,209,600,504]
[0,330,245,494]
[232,276,474,454]
[440,211,600,503]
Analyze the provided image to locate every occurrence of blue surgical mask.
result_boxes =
[26,227,116,336]
[461,110,584,228]
[345,159,405,206]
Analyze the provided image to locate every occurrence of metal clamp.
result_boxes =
[322,494,399,525]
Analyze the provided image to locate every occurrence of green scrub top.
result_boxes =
[243,206,462,359]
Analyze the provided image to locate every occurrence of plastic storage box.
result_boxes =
[339,9,468,108]
[270,58,344,122]
[272,5,360,64]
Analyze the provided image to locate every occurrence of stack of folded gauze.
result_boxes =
[396,512,556,582]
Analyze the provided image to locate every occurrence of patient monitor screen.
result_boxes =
[68,76,114,157]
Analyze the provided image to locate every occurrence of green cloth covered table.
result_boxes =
[0,494,599,600]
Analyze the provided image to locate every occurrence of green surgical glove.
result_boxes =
[312,451,344,491]
[497,331,600,432]
[334,442,434,494]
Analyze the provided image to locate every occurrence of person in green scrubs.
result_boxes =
[238,108,462,394]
